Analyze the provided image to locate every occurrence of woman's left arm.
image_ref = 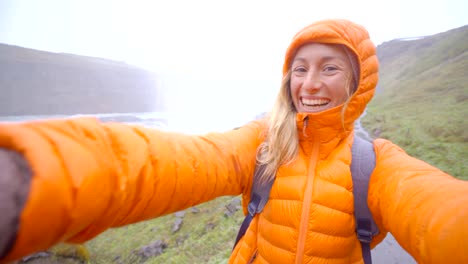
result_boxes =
[368,138,468,263]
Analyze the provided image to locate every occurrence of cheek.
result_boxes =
[331,78,349,102]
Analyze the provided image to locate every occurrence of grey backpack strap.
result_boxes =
[233,163,274,250]
[351,136,379,264]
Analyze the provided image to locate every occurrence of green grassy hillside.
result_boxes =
[362,25,468,179]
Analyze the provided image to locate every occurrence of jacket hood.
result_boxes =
[283,19,379,136]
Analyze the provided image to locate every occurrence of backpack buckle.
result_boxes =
[248,193,262,216]
[356,228,373,243]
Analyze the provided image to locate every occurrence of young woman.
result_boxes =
[0,19,467,264]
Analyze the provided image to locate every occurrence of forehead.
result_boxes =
[293,43,348,61]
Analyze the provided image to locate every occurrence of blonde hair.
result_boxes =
[256,44,359,183]
[256,71,297,183]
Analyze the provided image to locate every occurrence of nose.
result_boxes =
[302,70,322,91]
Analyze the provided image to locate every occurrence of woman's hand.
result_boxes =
[0,148,32,259]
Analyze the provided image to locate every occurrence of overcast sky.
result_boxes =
[0,0,466,132]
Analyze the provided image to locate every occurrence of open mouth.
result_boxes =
[301,98,330,110]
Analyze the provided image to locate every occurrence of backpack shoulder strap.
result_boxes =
[233,163,274,250]
[351,135,379,264]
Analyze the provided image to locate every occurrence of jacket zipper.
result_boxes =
[295,134,320,264]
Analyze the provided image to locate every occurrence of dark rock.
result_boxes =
[20,252,52,262]
[112,255,123,264]
[174,211,186,218]
[172,217,183,233]
[224,197,241,217]
[190,207,200,214]
[133,240,167,261]
[205,222,216,231]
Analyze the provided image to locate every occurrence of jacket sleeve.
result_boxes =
[368,138,468,263]
[0,117,265,263]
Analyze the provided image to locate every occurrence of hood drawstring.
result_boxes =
[302,116,309,137]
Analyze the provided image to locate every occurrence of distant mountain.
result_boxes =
[376,24,468,98]
[364,24,468,178]
[0,44,164,115]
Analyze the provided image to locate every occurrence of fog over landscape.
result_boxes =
[1,0,466,134]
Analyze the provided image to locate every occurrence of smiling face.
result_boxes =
[290,43,354,113]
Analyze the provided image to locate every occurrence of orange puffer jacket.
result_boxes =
[1,20,468,264]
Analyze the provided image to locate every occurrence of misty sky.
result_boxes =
[0,0,467,133]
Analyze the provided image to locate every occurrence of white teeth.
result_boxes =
[302,98,330,106]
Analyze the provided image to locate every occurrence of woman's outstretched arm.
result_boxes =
[368,139,468,263]
[0,117,265,263]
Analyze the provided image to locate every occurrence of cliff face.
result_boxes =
[0,44,164,116]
